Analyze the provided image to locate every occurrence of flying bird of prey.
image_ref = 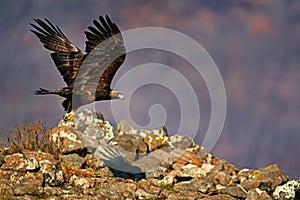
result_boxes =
[31,15,125,120]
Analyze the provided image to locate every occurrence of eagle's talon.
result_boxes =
[64,112,74,121]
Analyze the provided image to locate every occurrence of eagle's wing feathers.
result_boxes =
[30,19,79,52]
[50,52,83,86]
[75,15,126,93]
[30,19,84,87]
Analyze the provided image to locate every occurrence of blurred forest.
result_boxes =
[0,0,299,178]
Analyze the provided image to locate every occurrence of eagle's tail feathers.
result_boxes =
[34,88,59,95]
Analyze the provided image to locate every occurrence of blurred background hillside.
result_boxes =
[0,0,299,178]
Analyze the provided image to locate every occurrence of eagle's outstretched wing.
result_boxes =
[30,19,84,87]
[74,15,126,93]
[32,15,126,111]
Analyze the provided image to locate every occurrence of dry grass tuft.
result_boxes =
[3,121,59,157]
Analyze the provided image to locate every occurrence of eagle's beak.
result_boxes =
[110,90,124,100]
[118,94,125,100]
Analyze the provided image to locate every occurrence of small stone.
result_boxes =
[115,182,137,199]
[172,162,185,170]
[181,164,202,177]
[168,135,194,149]
[174,150,202,166]
[199,163,216,176]
[61,153,86,168]
[85,154,104,169]
[213,171,232,186]
[131,153,162,173]
[139,179,161,195]
[152,174,175,186]
[174,178,215,194]
[210,157,237,176]
[237,168,252,183]
[136,188,156,199]
[70,175,90,189]
[219,186,248,199]
[110,134,148,161]
[240,179,264,191]
[144,149,172,167]
[117,120,133,135]
[246,188,272,200]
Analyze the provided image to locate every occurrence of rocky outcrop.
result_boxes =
[0,109,298,199]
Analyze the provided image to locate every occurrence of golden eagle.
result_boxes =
[31,15,125,120]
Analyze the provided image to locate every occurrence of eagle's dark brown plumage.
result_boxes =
[31,15,126,118]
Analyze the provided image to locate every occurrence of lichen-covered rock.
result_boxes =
[13,172,44,196]
[75,109,114,142]
[1,150,53,172]
[39,158,63,186]
[273,180,300,200]
[144,133,168,151]
[58,109,115,146]
[1,153,39,171]
[48,126,84,153]
[125,125,168,138]
[238,164,288,192]
[119,125,169,151]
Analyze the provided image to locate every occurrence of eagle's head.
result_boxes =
[109,90,124,100]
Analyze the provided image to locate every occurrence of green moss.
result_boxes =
[1,193,11,200]
[95,185,102,190]
[157,184,174,191]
